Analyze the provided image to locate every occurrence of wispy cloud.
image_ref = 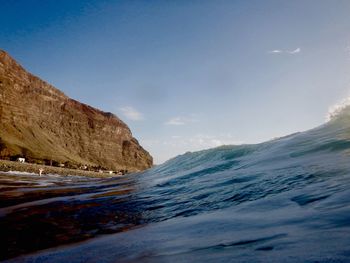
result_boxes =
[346,45,350,55]
[268,47,301,55]
[141,133,243,164]
[164,115,198,126]
[287,47,301,54]
[119,106,144,121]
[165,117,186,125]
[268,49,283,54]
[183,134,242,148]
[143,133,243,150]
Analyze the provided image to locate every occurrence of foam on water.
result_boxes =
[326,96,350,121]
[3,170,38,176]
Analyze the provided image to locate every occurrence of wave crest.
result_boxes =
[326,96,350,121]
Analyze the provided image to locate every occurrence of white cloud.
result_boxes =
[287,47,301,54]
[268,49,283,54]
[141,133,243,164]
[164,115,198,126]
[144,134,243,150]
[268,47,301,55]
[184,134,243,149]
[346,45,350,55]
[165,117,186,125]
[119,106,144,121]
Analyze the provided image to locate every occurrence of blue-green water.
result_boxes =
[2,107,350,262]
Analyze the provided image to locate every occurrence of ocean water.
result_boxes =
[2,107,350,262]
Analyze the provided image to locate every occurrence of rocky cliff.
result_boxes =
[0,50,152,171]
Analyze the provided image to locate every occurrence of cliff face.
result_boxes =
[0,50,153,171]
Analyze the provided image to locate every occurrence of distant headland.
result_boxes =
[0,50,153,174]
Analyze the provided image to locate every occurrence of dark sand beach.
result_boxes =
[0,160,122,178]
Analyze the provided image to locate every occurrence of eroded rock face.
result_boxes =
[0,50,152,171]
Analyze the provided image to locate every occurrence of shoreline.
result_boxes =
[0,160,124,178]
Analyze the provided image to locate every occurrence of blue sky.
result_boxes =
[1,0,350,163]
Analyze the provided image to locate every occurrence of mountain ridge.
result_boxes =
[0,50,152,171]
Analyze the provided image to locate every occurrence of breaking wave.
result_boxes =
[326,96,350,121]
[2,105,350,262]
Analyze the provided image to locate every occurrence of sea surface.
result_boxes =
[2,107,350,262]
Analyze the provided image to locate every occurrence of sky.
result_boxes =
[1,0,350,164]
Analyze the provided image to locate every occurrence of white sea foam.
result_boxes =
[35,181,55,186]
[326,96,350,122]
[4,170,38,176]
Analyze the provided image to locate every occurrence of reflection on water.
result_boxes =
[0,173,145,260]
